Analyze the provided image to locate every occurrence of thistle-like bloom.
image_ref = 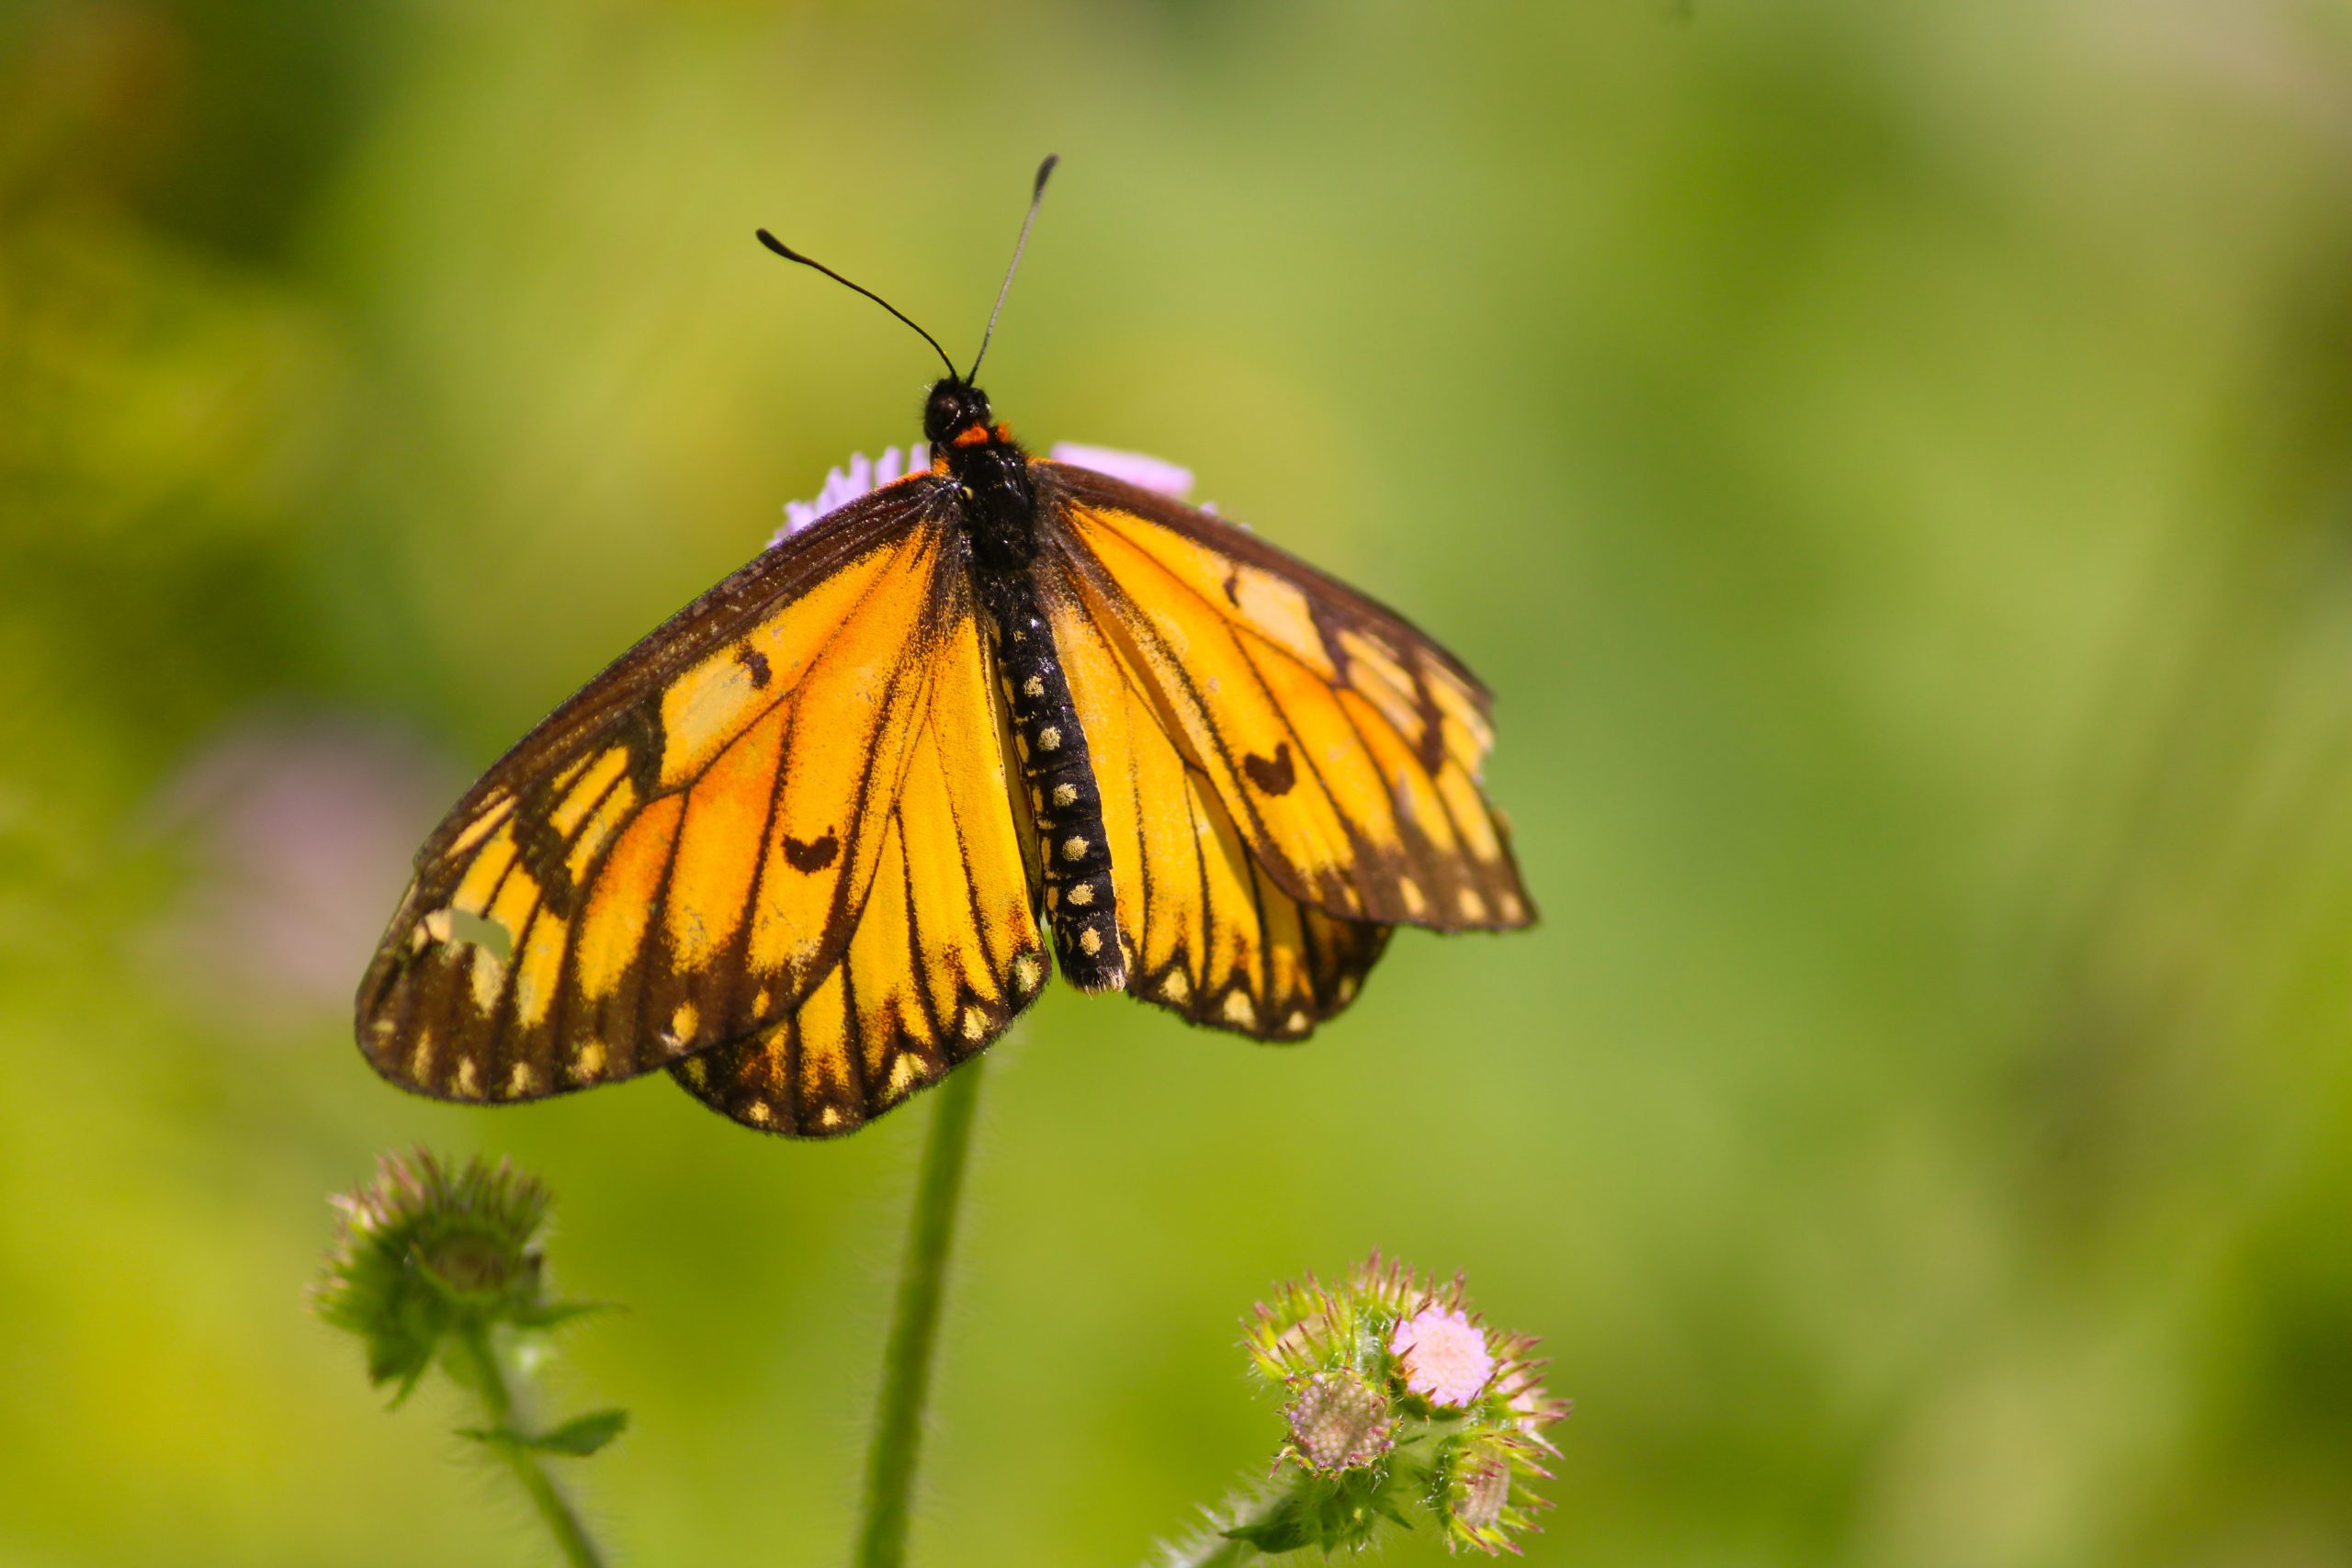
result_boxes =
[771,439,1200,549]
[1046,442,1194,498]
[313,1148,580,1401]
[1283,1371,1395,1475]
[1244,1266,1382,1387]
[1488,1328,1573,1450]
[1229,1253,1569,1557]
[316,1151,623,1560]
[1448,1438,1514,1532]
[1391,1304,1495,1408]
[773,445,930,544]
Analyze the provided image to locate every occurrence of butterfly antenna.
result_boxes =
[755,228,958,380]
[966,153,1058,383]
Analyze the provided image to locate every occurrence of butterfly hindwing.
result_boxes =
[356,478,977,1103]
[1042,556,1393,1039]
[669,574,1049,1134]
[1038,462,1534,936]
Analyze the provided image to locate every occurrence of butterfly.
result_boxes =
[356,157,1533,1136]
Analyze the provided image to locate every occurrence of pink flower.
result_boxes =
[1390,1305,1494,1408]
[772,444,930,546]
[773,441,1204,551]
[1046,442,1194,499]
[1237,1256,1568,1557]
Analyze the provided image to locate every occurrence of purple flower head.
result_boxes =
[771,444,930,547]
[1390,1304,1496,1408]
[774,441,1206,551]
[1046,442,1194,499]
[1228,1254,1570,1560]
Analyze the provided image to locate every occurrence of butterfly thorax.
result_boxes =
[926,378,1036,573]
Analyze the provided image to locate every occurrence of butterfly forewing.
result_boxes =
[356,477,978,1104]
[669,574,1049,1134]
[1037,463,1534,935]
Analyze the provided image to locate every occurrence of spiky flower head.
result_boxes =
[313,1148,585,1402]
[1046,442,1195,499]
[1448,1435,1514,1533]
[1430,1424,1559,1555]
[1224,1254,1569,1558]
[771,439,1200,551]
[1392,1304,1495,1408]
[773,446,931,545]
[1245,1265,1388,1388]
[1283,1370,1396,1475]
[1487,1329,1574,1452]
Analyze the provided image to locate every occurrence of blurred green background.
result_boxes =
[7,1,2352,1563]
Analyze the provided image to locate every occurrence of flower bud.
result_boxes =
[312,1148,578,1401]
[1282,1371,1395,1474]
[1452,1441,1512,1532]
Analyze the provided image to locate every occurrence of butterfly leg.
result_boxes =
[975,570,1127,992]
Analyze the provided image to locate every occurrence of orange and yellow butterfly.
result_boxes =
[355,160,1533,1136]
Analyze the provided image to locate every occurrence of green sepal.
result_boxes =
[1221,1505,1310,1555]
[382,1358,433,1410]
[1224,1468,1412,1556]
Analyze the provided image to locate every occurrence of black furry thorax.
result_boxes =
[924,377,1035,574]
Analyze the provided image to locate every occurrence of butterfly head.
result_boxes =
[924,378,996,449]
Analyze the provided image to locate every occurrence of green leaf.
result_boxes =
[458,1424,520,1451]
[459,1409,628,1457]
[525,1408,630,1456]
[511,1298,616,1331]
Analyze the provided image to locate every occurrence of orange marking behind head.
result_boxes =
[952,424,991,447]
[992,423,1013,443]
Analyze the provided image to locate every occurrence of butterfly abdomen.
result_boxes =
[975,567,1126,993]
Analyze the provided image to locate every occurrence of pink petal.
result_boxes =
[1047,442,1194,499]
[772,444,930,547]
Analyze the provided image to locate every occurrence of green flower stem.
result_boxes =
[1158,1486,1300,1568]
[855,1056,987,1568]
[450,1324,607,1568]
[1174,1531,1259,1568]
[1185,1532,1261,1568]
